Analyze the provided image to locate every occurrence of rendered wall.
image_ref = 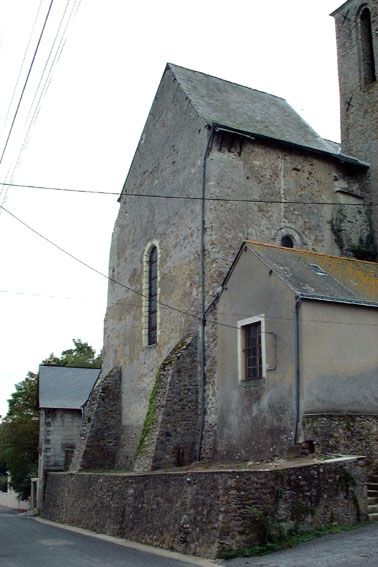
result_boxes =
[42,458,366,559]
[213,247,296,462]
[300,301,378,415]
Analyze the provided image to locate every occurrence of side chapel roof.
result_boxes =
[38,366,100,409]
[225,241,378,308]
[167,63,367,167]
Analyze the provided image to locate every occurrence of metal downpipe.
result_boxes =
[293,296,301,445]
[196,124,215,462]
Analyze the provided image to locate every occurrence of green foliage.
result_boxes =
[0,475,8,492]
[42,339,102,368]
[135,365,162,458]
[339,468,356,497]
[0,372,39,500]
[219,521,375,560]
[0,456,7,476]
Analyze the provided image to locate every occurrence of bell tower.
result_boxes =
[332,0,378,244]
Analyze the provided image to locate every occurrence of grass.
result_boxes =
[220,520,377,560]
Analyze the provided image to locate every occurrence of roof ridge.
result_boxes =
[244,240,378,266]
[167,62,287,103]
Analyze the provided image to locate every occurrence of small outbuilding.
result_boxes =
[37,366,100,508]
[213,241,378,465]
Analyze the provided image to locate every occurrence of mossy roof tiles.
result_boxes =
[244,241,378,306]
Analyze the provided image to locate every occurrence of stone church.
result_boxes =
[72,0,378,476]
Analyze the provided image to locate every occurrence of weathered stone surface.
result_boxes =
[333,0,378,248]
[42,458,366,559]
[133,335,199,471]
[70,367,122,472]
[304,414,378,476]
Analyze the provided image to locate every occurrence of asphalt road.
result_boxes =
[0,507,215,567]
[224,523,378,567]
[3,505,378,567]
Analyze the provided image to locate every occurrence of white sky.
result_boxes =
[0,0,343,418]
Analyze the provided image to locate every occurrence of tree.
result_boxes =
[0,339,101,500]
[0,372,39,500]
[42,339,102,368]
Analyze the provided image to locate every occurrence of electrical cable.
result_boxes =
[0,181,375,207]
[0,0,55,165]
[1,204,377,329]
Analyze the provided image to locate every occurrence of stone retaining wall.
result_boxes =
[42,457,366,558]
[303,414,378,476]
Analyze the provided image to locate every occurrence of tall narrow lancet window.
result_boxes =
[148,246,158,345]
[360,7,376,85]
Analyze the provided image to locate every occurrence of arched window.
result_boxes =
[148,246,158,345]
[142,241,159,346]
[360,7,376,85]
[281,235,294,248]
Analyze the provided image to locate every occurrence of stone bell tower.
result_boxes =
[332,0,378,247]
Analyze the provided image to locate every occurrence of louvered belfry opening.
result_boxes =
[148,246,158,345]
[360,7,376,85]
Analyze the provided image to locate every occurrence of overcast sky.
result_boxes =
[0,0,343,418]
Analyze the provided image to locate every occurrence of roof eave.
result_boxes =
[210,122,369,169]
[298,293,378,308]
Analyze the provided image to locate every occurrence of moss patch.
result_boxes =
[135,364,162,458]
[220,520,376,560]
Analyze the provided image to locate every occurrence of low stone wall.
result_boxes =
[42,457,366,558]
[0,491,28,511]
[303,414,378,476]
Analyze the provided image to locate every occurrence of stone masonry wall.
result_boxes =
[303,414,378,476]
[42,457,366,559]
[43,409,82,472]
[70,367,122,472]
[133,336,198,472]
[333,0,378,249]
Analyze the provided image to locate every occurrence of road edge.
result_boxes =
[33,516,221,566]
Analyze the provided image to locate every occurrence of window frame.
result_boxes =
[237,315,266,382]
[142,241,160,346]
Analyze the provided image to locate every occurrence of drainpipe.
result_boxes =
[196,124,215,462]
[293,295,301,445]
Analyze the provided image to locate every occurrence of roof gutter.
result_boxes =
[297,293,378,309]
[210,122,369,169]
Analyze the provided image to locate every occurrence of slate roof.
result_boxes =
[167,63,367,166]
[234,241,378,307]
[38,366,100,409]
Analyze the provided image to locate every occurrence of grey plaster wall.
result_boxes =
[42,458,366,559]
[213,247,296,462]
[300,301,378,416]
[333,0,378,248]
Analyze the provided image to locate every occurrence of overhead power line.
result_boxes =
[0,181,375,207]
[1,204,377,330]
[0,0,55,164]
